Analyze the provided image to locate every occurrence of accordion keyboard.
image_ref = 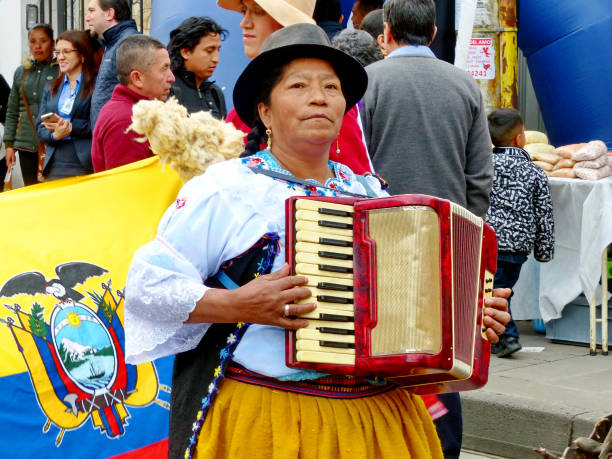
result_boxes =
[293,199,357,365]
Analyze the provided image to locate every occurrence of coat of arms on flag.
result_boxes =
[0,158,182,458]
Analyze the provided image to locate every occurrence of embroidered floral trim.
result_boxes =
[241,149,357,197]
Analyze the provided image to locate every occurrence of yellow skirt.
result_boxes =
[196,378,443,459]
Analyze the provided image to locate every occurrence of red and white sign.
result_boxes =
[467,37,495,80]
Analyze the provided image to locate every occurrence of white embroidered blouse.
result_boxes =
[124,150,387,378]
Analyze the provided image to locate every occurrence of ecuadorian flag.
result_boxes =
[0,158,182,458]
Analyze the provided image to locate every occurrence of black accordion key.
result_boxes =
[319,264,353,274]
[319,220,353,230]
[319,313,354,322]
[317,295,353,304]
[319,251,353,260]
[319,237,352,247]
[317,282,353,292]
[318,207,353,218]
[318,327,355,335]
[320,341,355,349]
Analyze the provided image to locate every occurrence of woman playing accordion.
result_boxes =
[124,24,510,459]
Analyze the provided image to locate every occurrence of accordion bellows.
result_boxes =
[285,195,497,394]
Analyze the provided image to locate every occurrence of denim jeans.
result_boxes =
[493,252,528,339]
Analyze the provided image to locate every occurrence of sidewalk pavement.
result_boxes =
[460,321,612,458]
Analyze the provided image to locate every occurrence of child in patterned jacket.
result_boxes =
[485,108,555,357]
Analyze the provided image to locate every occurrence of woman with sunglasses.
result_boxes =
[4,24,58,186]
[35,30,97,180]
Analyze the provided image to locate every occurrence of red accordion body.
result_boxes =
[285,194,497,394]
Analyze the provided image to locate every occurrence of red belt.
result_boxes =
[224,362,396,399]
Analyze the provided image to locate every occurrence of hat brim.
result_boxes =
[233,43,368,128]
[216,0,315,27]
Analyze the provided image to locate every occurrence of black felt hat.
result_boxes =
[233,23,368,127]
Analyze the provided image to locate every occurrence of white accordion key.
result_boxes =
[295,199,354,214]
[295,220,353,238]
[296,328,355,344]
[296,340,355,355]
[296,230,352,246]
[296,351,356,365]
[295,263,353,280]
[295,252,353,269]
[295,209,353,226]
[295,241,353,256]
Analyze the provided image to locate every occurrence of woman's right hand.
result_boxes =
[231,263,317,329]
[5,147,16,167]
[189,264,317,329]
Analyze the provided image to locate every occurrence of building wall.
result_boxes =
[0,0,24,82]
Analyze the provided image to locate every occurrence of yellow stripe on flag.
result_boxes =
[0,157,182,378]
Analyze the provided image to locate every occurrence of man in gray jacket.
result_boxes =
[360,1,493,458]
[361,0,492,218]
[86,0,139,127]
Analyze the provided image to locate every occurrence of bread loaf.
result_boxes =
[554,143,586,159]
[525,131,549,145]
[531,150,561,164]
[550,168,576,178]
[574,165,611,180]
[574,154,609,169]
[553,158,576,170]
[572,140,607,161]
[534,161,554,171]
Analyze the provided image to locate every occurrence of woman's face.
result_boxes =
[259,58,346,154]
[240,0,283,59]
[29,28,54,62]
[55,39,83,75]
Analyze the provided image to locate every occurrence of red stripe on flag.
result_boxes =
[108,439,169,459]
[108,326,127,391]
[104,405,121,436]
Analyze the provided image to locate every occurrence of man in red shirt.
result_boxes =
[91,35,175,172]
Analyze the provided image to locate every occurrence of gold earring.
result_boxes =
[266,128,272,150]
[336,139,340,156]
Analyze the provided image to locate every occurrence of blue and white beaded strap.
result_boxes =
[184,321,250,459]
[184,236,279,458]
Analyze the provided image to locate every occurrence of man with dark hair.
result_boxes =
[351,0,383,29]
[360,9,385,55]
[167,17,228,119]
[86,0,139,127]
[313,0,344,40]
[361,1,493,457]
[91,35,175,172]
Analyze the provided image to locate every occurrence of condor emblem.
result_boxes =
[0,261,169,446]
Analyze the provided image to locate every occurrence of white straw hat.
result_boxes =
[217,0,316,27]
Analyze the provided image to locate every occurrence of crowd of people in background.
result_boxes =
[1,0,399,191]
[0,2,521,458]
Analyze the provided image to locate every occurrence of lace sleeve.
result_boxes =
[124,236,210,364]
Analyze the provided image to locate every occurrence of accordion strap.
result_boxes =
[248,166,374,198]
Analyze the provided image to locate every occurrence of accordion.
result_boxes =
[285,195,497,394]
